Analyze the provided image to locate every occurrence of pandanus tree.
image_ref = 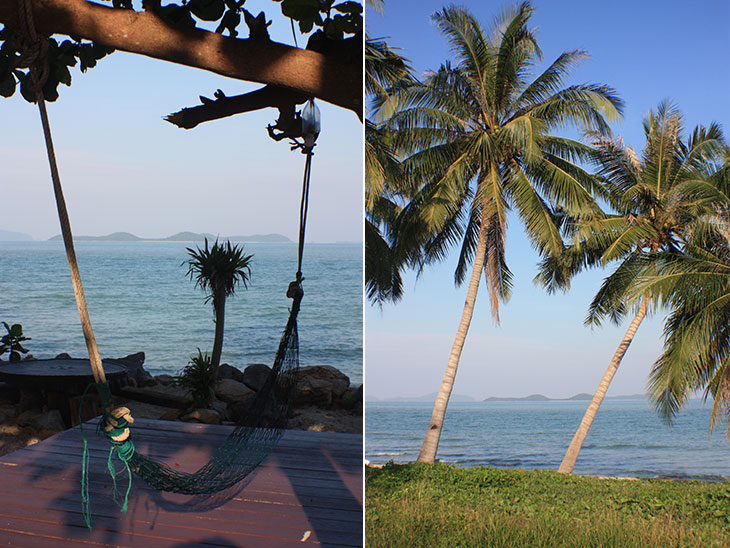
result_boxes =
[185,238,253,380]
[536,102,726,473]
[381,2,623,463]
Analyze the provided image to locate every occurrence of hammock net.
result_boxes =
[100,294,300,495]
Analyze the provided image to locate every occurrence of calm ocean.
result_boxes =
[366,400,730,480]
[0,241,362,384]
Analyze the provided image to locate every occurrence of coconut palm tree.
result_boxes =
[536,102,726,473]
[383,2,624,463]
[365,36,418,304]
[628,154,730,435]
[185,238,253,379]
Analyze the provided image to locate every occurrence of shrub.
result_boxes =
[175,349,216,409]
[0,322,31,363]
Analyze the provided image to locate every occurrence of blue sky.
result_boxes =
[366,0,730,399]
[0,0,363,243]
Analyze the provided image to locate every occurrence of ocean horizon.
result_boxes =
[366,400,730,480]
[0,240,362,384]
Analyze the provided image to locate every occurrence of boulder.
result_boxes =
[159,409,181,421]
[293,377,334,408]
[180,408,221,425]
[215,379,255,403]
[210,399,229,420]
[0,405,18,419]
[243,364,272,392]
[54,353,72,359]
[114,352,155,387]
[340,384,363,414]
[30,409,65,431]
[292,366,351,407]
[115,382,191,409]
[16,409,42,426]
[154,374,176,386]
[218,364,245,384]
[298,366,350,398]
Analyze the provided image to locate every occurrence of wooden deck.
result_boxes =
[0,419,362,547]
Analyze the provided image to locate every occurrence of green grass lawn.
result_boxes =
[366,463,730,547]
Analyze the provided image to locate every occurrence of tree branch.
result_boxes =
[166,85,307,129]
[0,0,362,116]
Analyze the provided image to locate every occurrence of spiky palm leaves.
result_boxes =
[382,2,623,463]
[634,155,730,438]
[537,102,727,472]
[185,238,253,377]
[365,37,415,304]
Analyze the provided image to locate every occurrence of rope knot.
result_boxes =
[102,406,136,460]
[13,0,50,91]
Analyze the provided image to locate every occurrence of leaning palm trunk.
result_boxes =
[558,295,649,473]
[35,90,106,384]
[417,221,489,463]
[210,295,226,378]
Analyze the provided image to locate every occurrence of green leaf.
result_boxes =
[42,75,60,102]
[79,44,96,73]
[9,324,22,337]
[0,70,15,98]
[9,351,20,363]
[188,0,225,22]
[55,64,72,86]
[158,4,196,28]
[91,43,115,59]
[18,73,36,102]
[279,0,322,33]
[333,1,362,14]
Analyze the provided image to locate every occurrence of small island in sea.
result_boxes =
[368,392,646,402]
[46,231,292,243]
[0,229,34,241]
[483,393,645,402]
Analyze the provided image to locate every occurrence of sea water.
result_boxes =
[366,400,730,479]
[0,241,362,384]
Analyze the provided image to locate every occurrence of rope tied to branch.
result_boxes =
[13,0,49,92]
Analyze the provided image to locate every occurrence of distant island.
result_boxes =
[370,393,477,403]
[368,392,646,402]
[47,231,292,243]
[0,229,33,241]
[483,393,645,402]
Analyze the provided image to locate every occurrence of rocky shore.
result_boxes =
[0,352,362,458]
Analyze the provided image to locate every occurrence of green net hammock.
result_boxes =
[79,288,302,528]
[96,291,301,493]
[77,148,314,527]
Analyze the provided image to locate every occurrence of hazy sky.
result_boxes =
[366,0,730,399]
[0,0,363,243]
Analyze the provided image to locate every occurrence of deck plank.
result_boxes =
[0,419,363,547]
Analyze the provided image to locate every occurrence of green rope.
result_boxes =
[80,381,136,529]
[79,382,95,529]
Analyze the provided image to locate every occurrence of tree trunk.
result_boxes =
[35,87,106,385]
[210,295,226,380]
[417,220,489,463]
[0,0,361,115]
[558,295,649,474]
